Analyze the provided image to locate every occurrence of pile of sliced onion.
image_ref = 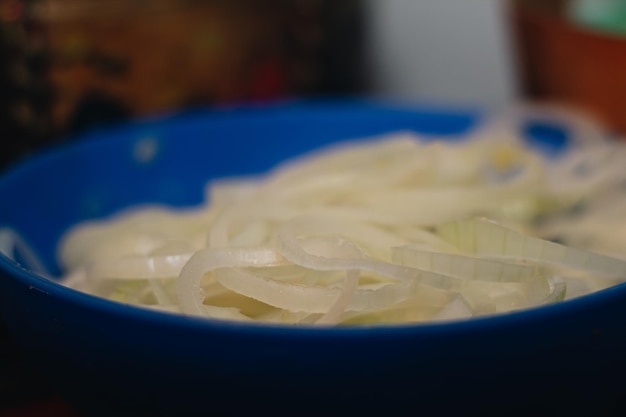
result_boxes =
[52,121,626,325]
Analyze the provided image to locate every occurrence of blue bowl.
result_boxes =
[1,101,625,417]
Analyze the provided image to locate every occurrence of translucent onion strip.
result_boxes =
[177,247,287,318]
[438,218,626,278]
[277,219,475,291]
[392,246,537,283]
[87,253,193,280]
[316,270,360,325]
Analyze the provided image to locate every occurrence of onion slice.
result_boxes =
[438,218,626,278]
[176,247,287,316]
[392,246,537,283]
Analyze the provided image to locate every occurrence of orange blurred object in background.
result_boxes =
[512,0,626,134]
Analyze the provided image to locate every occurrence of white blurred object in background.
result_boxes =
[366,0,518,109]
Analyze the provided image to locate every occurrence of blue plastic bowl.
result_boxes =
[1,101,625,417]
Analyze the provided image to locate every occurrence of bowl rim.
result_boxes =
[3,255,625,339]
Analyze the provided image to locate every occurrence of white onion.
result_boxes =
[38,115,626,326]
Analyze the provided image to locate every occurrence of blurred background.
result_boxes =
[2,0,626,414]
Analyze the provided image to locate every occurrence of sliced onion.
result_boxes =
[215,265,451,314]
[438,218,626,278]
[176,247,287,316]
[431,295,473,322]
[47,116,626,326]
[316,270,360,325]
[392,246,537,283]
[87,253,193,280]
